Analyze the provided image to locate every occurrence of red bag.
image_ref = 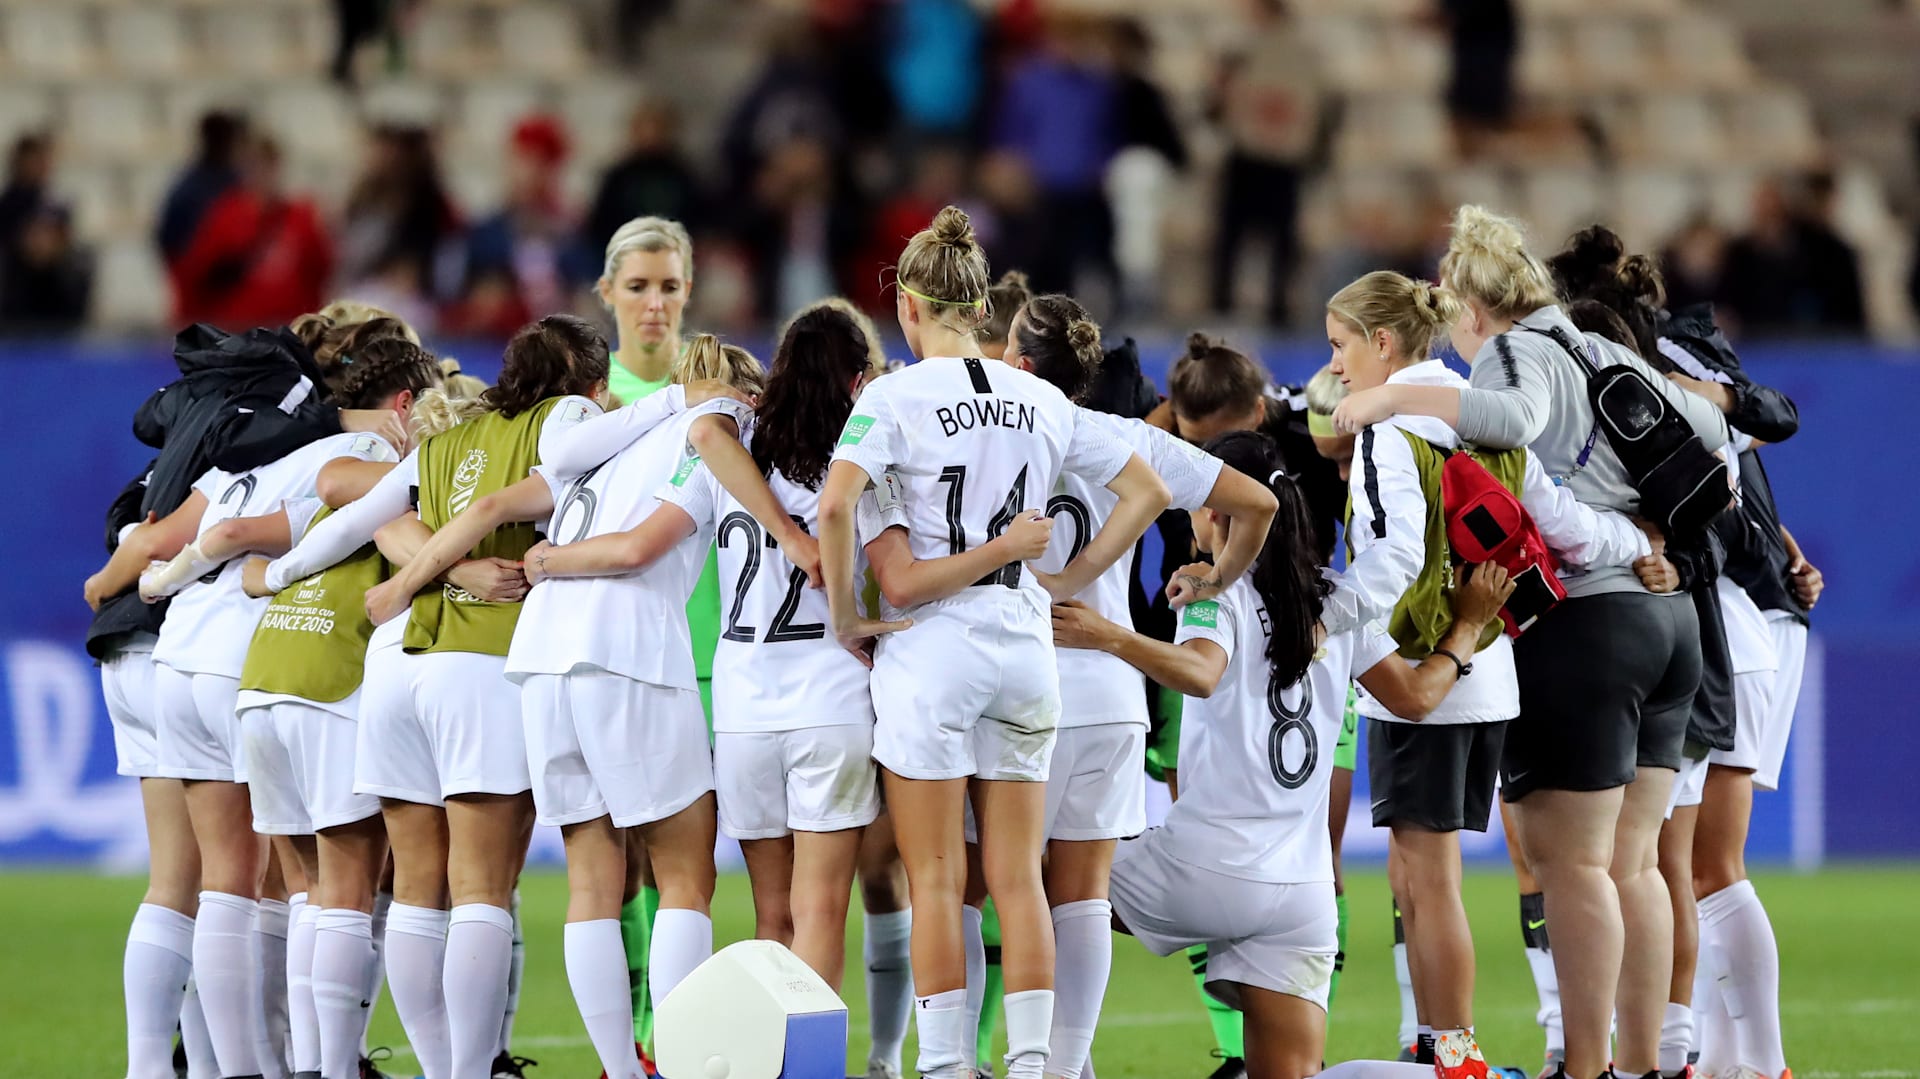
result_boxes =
[1440,452,1566,636]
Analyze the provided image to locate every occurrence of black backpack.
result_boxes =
[1522,324,1733,539]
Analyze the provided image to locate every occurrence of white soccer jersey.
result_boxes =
[503,400,749,688]
[1038,410,1223,728]
[659,441,893,735]
[155,432,399,679]
[1165,577,1398,884]
[830,356,1132,608]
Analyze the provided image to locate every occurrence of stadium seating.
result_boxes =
[0,0,1903,334]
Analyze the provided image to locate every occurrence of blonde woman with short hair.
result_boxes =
[1331,208,1732,1079]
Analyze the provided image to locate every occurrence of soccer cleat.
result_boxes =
[1400,1047,1420,1063]
[1433,1030,1492,1079]
[1494,1068,1530,1079]
[492,1051,538,1079]
[865,1062,902,1079]
[1207,1052,1248,1079]
[1661,1065,1697,1079]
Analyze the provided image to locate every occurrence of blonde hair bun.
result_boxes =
[930,205,976,247]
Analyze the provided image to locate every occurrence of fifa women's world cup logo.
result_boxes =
[449,449,489,515]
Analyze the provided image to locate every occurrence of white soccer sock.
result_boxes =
[361,891,391,1056]
[567,920,646,1079]
[649,908,714,1014]
[962,905,987,1071]
[1525,945,1563,1057]
[1320,1062,1445,1079]
[1698,881,1786,1077]
[125,903,195,1079]
[914,987,969,1079]
[445,904,515,1079]
[384,904,452,1079]
[499,888,525,1057]
[1394,941,1418,1050]
[181,976,221,1079]
[1692,954,1734,1079]
[1002,988,1055,1079]
[287,895,321,1075]
[864,909,914,1072]
[257,897,292,1079]
[312,909,376,1079]
[193,891,262,1078]
[1045,900,1110,1079]
[1660,1002,1695,1075]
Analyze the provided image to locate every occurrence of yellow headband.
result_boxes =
[1307,411,1337,437]
[900,282,986,313]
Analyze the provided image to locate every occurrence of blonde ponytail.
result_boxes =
[672,333,766,397]
[1327,270,1461,365]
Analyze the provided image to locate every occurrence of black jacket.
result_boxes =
[87,324,346,658]
[1659,304,1807,623]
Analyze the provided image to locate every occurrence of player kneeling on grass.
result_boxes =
[1049,431,1515,1079]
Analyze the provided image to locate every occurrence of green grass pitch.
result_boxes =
[5,866,1916,1078]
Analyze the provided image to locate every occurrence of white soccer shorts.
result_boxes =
[408,650,530,799]
[1044,723,1147,842]
[353,623,441,807]
[870,591,1061,783]
[1109,827,1338,1011]
[715,725,880,840]
[521,669,713,829]
[154,665,245,783]
[1708,668,1779,787]
[1666,752,1710,817]
[101,645,160,778]
[242,698,380,835]
[1753,617,1807,791]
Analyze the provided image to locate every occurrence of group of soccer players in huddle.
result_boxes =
[81,202,1820,1079]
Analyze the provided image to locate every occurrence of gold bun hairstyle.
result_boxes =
[1326,270,1463,364]
[1438,204,1559,319]
[895,205,992,332]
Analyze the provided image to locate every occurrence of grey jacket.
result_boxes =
[1455,306,1731,597]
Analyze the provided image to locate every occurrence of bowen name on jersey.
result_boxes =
[936,398,1037,438]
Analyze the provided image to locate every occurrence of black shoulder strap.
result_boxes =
[1514,323,1599,376]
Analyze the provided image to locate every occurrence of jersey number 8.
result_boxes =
[1266,678,1317,790]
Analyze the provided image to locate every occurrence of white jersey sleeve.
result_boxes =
[264,452,418,593]
[1173,593,1239,662]
[655,455,724,533]
[1323,423,1425,636]
[283,496,327,540]
[1127,416,1223,512]
[1347,621,1402,682]
[1062,411,1132,486]
[1517,450,1651,570]
[536,395,607,467]
[831,380,902,483]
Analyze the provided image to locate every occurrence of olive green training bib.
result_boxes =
[239,506,387,703]
[404,398,563,657]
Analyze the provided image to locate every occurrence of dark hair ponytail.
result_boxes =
[328,337,442,409]
[1200,430,1329,687]
[486,314,611,419]
[753,306,874,490]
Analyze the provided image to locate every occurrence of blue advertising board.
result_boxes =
[0,334,1909,865]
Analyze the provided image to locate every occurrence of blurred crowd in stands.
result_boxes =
[0,0,1891,339]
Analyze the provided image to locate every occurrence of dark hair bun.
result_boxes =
[1185,331,1216,362]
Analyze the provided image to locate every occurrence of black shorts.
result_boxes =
[1367,719,1505,833]
[1502,592,1700,801]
